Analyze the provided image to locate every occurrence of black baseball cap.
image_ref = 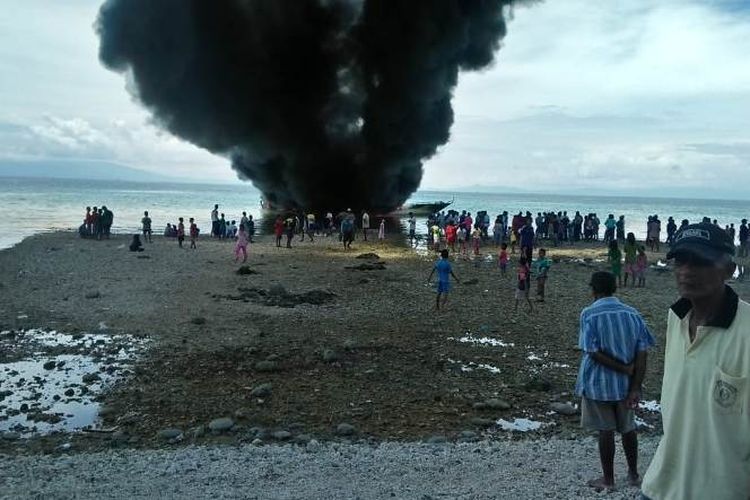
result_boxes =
[666,222,735,261]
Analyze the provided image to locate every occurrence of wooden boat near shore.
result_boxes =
[391,197,454,216]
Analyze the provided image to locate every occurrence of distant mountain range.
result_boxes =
[0,159,178,183]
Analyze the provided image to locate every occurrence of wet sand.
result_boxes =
[1,230,745,454]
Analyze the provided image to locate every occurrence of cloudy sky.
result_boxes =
[1,0,750,197]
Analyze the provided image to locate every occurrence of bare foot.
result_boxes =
[587,477,614,491]
[628,473,641,487]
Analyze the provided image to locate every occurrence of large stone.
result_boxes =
[550,402,578,416]
[335,423,356,436]
[469,417,495,427]
[255,361,278,372]
[209,417,235,433]
[272,430,292,441]
[84,291,101,299]
[157,428,182,440]
[459,430,478,440]
[43,361,56,370]
[485,399,511,410]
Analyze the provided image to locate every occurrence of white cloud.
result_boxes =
[422,0,750,195]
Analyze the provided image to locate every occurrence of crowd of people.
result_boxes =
[271,208,386,250]
[77,206,114,240]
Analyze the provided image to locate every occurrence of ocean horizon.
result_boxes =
[1,176,748,250]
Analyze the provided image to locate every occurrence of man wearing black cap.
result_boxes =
[641,222,750,500]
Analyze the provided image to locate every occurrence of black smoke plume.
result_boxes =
[97,0,529,212]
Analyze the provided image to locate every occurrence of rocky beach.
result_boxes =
[1,229,743,498]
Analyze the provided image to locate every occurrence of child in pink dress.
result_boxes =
[235,225,249,263]
[635,246,648,287]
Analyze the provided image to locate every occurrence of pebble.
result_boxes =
[335,423,356,436]
[43,361,56,370]
[251,438,264,446]
[208,418,235,433]
[272,431,292,441]
[322,349,339,363]
[82,373,101,384]
[469,417,495,427]
[84,291,101,299]
[254,361,278,372]
[459,430,477,440]
[485,399,511,410]
[550,402,579,416]
[249,383,273,398]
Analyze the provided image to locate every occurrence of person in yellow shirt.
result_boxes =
[641,222,750,500]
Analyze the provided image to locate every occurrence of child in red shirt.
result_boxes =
[498,242,509,277]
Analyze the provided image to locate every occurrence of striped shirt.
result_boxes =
[575,297,655,401]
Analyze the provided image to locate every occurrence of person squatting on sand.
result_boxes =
[640,223,750,500]
[427,249,460,311]
[575,271,655,492]
[128,234,144,252]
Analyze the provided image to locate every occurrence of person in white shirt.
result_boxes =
[210,204,219,237]
[361,211,370,241]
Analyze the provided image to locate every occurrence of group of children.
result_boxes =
[428,245,551,313]
[428,231,651,312]
[607,232,648,287]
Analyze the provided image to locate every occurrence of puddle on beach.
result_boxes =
[496,418,545,432]
[639,400,661,412]
[448,334,514,348]
[447,358,502,374]
[0,329,147,437]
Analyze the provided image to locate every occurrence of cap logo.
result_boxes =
[675,228,710,243]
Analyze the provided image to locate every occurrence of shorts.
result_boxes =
[514,288,524,300]
[624,263,636,275]
[437,281,450,293]
[580,396,636,434]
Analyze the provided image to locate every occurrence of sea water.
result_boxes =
[0,176,748,249]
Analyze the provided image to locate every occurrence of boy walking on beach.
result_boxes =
[575,271,654,492]
[427,249,460,311]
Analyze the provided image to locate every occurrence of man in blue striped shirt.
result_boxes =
[575,271,655,492]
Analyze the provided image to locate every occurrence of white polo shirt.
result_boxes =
[642,286,750,500]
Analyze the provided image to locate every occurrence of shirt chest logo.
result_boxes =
[713,379,739,408]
